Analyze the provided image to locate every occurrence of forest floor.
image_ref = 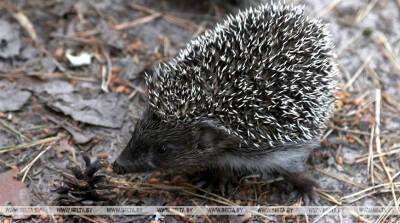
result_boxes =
[1,0,400,222]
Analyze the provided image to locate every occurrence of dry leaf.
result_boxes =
[0,168,31,219]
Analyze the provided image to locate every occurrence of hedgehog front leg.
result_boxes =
[280,171,319,205]
[260,143,319,204]
[191,168,239,196]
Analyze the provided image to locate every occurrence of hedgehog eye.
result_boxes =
[157,145,167,154]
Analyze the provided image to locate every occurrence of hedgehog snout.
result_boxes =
[113,153,157,174]
[112,154,138,174]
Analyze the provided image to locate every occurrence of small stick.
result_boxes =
[354,0,379,24]
[365,64,381,88]
[167,208,192,221]
[336,33,361,56]
[375,91,394,176]
[0,158,12,168]
[383,94,400,113]
[129,2,159,14]
[317,191,342,205]
[336,60,352,81]
[0,136,59,154]
[163,15,196,32]
[114,13,162,30]
[121,81,146,99]
[348,210,370,223]
[356,147,400,163]
[311,206,337,223]
[391,170,400,181]
[343,56,372,90]
[368,124,375,185]
[129,2,197,32]
[305,213,309,223]
[192,200,213,223]
[128,90,138,99]
[377,34,400,75]
[351,134,367,148]
[12,11,38,43]
[0,119,31,142]
[320,128,333,141]
[20,144,53,182]
[383,93,400,111]
[318,0,341,17]
[375,197,400,223]
[372,162,386,183]
[315,168,366,189]
[347,189,400,205]
[20,124,57,132]
[376,89,399,207]
[329,124,371,136]
[100,47,112,93]
[10,8,66,73]
[342,182,400,201]
[50,33,100,45]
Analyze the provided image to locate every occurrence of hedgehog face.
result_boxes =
[113,110,221,174]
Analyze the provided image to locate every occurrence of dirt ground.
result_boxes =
[0,0,400,222]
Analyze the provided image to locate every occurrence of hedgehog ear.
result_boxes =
[195,123,225,149]
[141,108,160,122]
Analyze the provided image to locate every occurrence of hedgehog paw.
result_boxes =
[284,172,320,205]
[191,169,236,196]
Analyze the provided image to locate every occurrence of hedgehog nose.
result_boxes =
[112,161,126,174]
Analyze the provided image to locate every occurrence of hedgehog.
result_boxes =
[113,3,336,201]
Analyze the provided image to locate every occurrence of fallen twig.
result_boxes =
[100,47,112,93]
[114,13,162,30]
[0,136,59,154]
[356,147,400,163]
[376,34,400,76]
[368,124,375,185]
[315,168,366,189]
[0,119,31,142]
[343,56,372,90]
[129,2,198,32]
[20,144,54,182]
[354,0,379,24]
[12,11,38,43]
